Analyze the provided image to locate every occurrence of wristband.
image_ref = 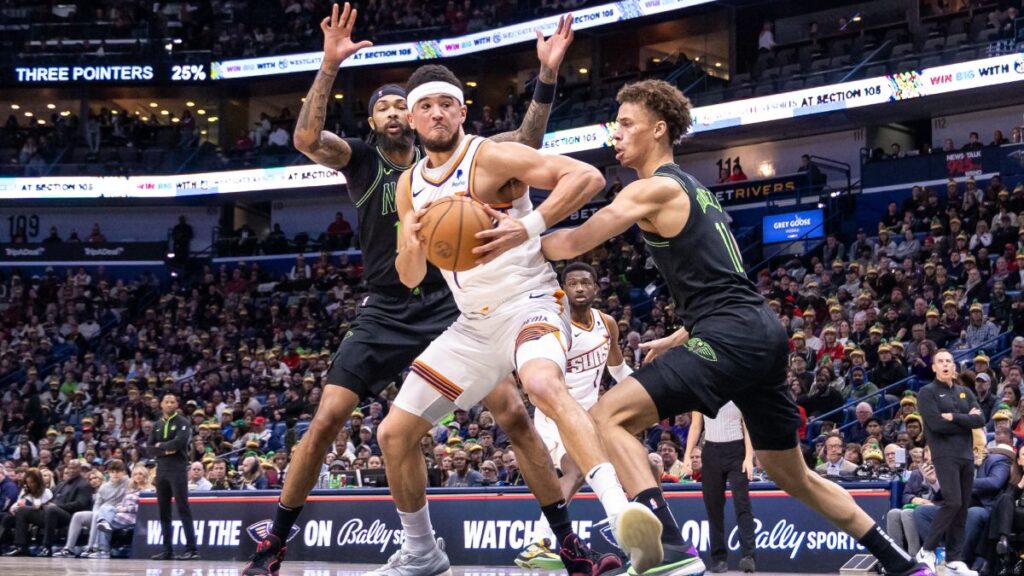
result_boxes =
[533,79,556,104]
[521,211,547,239]
[608,362,634,383]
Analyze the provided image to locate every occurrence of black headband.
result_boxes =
[368,85,407,116]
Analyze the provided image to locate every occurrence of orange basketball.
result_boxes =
[418,196,493,272]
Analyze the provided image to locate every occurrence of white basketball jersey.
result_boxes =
[408,135,559,315]
[564,308,610,406]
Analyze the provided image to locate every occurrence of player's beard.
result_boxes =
[420,126,461,153]
[376,124,415,154]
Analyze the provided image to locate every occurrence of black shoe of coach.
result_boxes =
[175,550,201,561]
[3,546,27,557]
[151,550,174,560]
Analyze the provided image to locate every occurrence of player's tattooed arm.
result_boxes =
[294,66,352,170]
[488,13,574,148]
[295,3,371,170]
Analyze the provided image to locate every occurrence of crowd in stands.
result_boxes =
[4,0,597,61]
[5,158,1024,565]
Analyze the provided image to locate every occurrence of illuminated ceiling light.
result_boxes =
[160,110,169,116]
[196,109,206,115]
[141,116,149,121]
[46,103,55,109]
[578,67,588,74]
[208,116,218,122]
[10,104,19,110]
[173,38,182,45]
[134,110,140,115]
[149,102,158,107]
[110,109,118,115]
[301,97,306,102]
[36,119,45,125]
[652,57,662,63]
[171,117,180,123]
[60,110,71,117]
[200,129,207,135]
[852,14,862,22]
[714,62,722,68]
[24,111,32,117]
[334,93,343,99]
[186,101,195,107]
[465,99,474,105]
[466,81,478,87]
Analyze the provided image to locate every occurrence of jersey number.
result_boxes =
[714,222,745,273]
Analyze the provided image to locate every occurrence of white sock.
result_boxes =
[398,502,436,554]
[534,513,555,544]
[585,462,629,519]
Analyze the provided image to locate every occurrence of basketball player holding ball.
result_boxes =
[243,5,600,575]
[370,63,664,576]
[540,79,935,576]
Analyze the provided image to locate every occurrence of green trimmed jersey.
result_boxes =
[642,163,764,329]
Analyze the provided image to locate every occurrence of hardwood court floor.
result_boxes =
[0,557,860,575]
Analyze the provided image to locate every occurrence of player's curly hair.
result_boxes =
[616,79,692,143]
[406,64,464,93]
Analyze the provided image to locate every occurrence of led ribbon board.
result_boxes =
[209,0,715,79]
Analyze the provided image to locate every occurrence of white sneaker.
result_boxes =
[914,549,936,572]
[614,502,664,575]
[363,538,451,576]
[944,560,978,576]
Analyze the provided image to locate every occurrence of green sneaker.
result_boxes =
[626,544,706,576]
[515,538,565,570]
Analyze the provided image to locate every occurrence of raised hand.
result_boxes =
[321,2,373,67]
[535,13,575,79]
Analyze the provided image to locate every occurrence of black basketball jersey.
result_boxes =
[642,163,765,329]
[342,139,445,293]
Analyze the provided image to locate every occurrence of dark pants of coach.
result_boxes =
[701,439,755,562]
[156,469,197,552]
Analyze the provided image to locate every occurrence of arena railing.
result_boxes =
[805,330,1014,439]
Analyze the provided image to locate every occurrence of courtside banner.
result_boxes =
[210,0,714,79]
[132,485,890,571]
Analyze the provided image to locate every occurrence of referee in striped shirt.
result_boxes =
[683,401,756,573]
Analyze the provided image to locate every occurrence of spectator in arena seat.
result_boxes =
[847,366,880,408]
[758,21,776,53]
[964,132,984,151]
[820,233,845,265]
[7,460,92,557]
[728,162,747,182]
[895,228,921,260]
[326,212,353,249]
[266,125,290,152]
[888,446,939,556]
[816,433,858,477]
[657,441,686,479]
[798,153,825,183]
[846,402,875,444]
[87,224,107,243]
[965,302,1000,348]
[188,461,212,492]
[446,449,483,487]
[888,143,904,159]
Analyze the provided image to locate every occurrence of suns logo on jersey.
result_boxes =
[567,345,609,374]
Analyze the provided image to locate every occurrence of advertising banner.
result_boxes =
[0,164,346,200]
[210,1,714,79]
[709,172,814,207]
[0,242,166,265]
[762,209,825,244]
[132,485,890,572]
